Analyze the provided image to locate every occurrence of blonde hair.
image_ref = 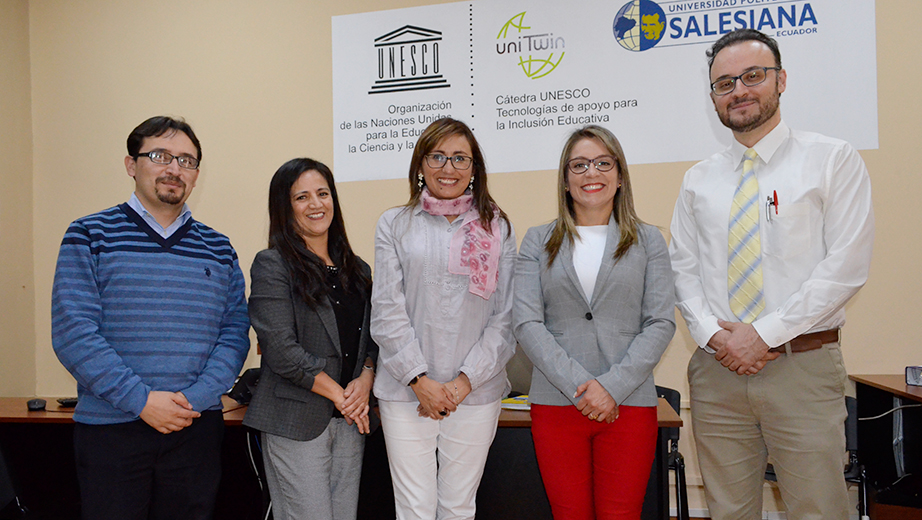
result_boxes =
[545,125,641,265]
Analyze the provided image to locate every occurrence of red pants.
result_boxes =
[530,404,657,520]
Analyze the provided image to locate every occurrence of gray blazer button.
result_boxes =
[585,312,593,320]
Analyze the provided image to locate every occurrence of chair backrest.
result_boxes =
[845,395,858,452]
[655,385,681,443]
[0,447,17,511]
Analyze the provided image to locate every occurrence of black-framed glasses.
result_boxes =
[425,153,473,170]
[710,66,780,96]
[135,150,200,170]
[566,155,617,174]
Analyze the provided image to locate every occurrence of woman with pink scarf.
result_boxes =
[371,118,517,520]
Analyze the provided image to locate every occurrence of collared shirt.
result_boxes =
[127,193,192,239]
[669,121,875,351]
[370,204,517,405]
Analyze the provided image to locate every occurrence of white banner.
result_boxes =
[332,0,877,182]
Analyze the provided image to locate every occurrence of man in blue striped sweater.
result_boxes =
[51,116,250,520]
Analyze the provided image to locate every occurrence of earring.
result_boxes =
[417,172,424,189]
[468,175,474,191]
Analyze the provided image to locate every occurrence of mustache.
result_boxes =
[157,175,186,188]
[728,97,756,109]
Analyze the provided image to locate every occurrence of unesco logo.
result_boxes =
[369,25,451,95]
[496,12,565,80]
[613,0,667,52]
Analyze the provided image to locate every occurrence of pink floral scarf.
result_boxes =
[420,187,501,300]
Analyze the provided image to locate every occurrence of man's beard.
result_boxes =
[155,176,186,205]
[718,85,781,134]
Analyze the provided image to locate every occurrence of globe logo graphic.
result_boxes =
[614,0,667,52]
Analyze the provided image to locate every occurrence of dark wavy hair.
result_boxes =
[706,28,782,72]
[405,118,508,232]
[267,158,370,308]
[127,116,202,161]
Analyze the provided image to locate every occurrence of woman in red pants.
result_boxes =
[513,125,676,519]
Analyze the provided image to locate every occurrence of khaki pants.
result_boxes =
[688,344,850,520]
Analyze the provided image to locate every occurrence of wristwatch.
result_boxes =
[408,372,427,386]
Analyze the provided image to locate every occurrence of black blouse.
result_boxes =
[325,266,365,401]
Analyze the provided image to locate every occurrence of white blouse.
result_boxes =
[573,225,609,302]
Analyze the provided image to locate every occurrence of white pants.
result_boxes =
[378,400,501,520]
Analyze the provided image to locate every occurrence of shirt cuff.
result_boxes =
[691,316,722,352]
[752,311,794,349]
[401,365,429,386]
[123,383,151,417]
[458,366,476,390]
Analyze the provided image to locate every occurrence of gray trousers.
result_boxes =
[262,418,365,520]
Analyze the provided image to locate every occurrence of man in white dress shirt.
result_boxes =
[669,29,874,519]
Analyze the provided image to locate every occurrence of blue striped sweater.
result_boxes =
[51,203,250,424]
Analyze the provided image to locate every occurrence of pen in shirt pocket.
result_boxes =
[765,190,779,222]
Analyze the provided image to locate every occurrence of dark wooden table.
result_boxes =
[850,374,922,517]
[1,396,681,520]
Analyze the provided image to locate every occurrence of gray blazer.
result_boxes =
[243,248,377,441]
[513,218,675,408]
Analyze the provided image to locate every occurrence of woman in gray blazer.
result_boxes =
[243,158,377,520]
[513,126,676,520]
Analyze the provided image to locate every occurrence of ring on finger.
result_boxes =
[588,413,597,420]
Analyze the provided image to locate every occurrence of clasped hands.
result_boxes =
[710,319,780,375]
[413,373,472,420]
[140,390,200,434]
[575,379,618,424]
[336,371,374,434]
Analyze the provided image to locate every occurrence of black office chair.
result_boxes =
[655,385,690,520]
[764,396,867,519]
[0,448,27,519]
[245,429,273,520]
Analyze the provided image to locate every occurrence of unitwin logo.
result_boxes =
[369,25,450,95]
[496,12,565,79]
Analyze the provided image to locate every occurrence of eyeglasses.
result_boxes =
[566,155,617,174]
[425,153,473,170]
[135,150,200,170]
[710,66,780,96]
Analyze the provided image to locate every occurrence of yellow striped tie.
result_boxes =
[728,148,765,323]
